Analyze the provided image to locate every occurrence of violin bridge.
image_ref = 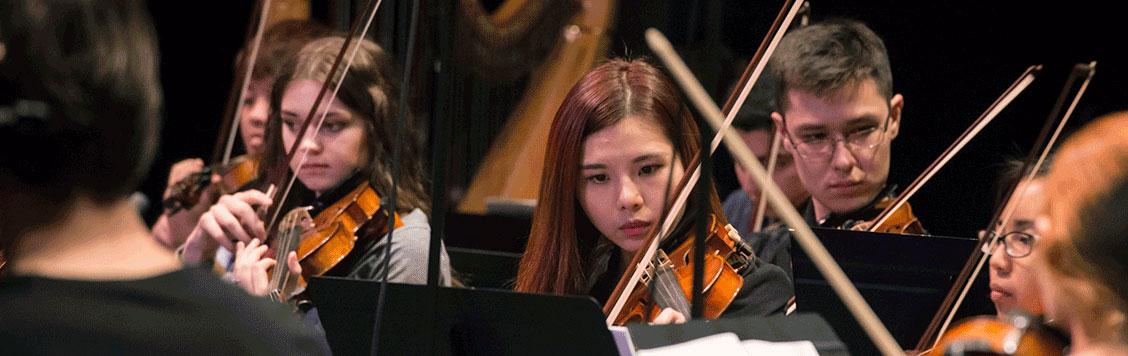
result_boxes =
[724,223,741,242]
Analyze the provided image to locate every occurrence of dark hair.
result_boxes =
[262,36,430,215]
[0,0,161,204]
[769,19,892,112]
[993,155,1053,208]
[514,58,709,295]
[731,66,779,132]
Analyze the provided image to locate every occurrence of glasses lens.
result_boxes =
[1004,231,1035,258]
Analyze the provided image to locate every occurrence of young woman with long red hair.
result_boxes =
[514,59,793,322]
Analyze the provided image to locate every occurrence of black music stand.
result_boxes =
[791,228,994,355]
[626,313,848,355]
[306,276,619,356]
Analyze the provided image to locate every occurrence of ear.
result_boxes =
[771,111,795,155]
[887,94,904,140]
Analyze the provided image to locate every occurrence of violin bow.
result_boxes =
[264,0,385,234]
[750,131,783,232]
[915,61,1096,352]
[750,1,810,233]
[214,0,273,166]
[160,0,271,215]
[866,65,1041,233]
[648,28,905,356]
[602,0,806,325]
[373,0,422,353]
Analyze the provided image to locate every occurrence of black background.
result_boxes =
[145,0,1126,240]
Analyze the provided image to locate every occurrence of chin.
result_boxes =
[299,177,333,193]
[826,199,869,215]
[614,239,643,255]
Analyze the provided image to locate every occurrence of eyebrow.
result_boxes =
[1011,219,1035,230]
[581,153,667,170]
[280,110,346,120]
[791,115,884,132]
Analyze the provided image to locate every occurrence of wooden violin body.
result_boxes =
[298,182,402,276]
[925,313,1066,356]
[611,213,750,325]
[857,197,926,235]
[268,181,403,302]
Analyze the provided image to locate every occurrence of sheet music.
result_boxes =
[609,326,637,356]
[637,333,744,356]
[634,332,821,356]
[741,339,819,356]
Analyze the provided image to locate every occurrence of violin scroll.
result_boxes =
[163,155,259,214]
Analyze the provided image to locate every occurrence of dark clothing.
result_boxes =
[722,190,794,280]
[801,185,901,229]
[742,185,904,279]
[0,267,324,355]
[588,243,794,318]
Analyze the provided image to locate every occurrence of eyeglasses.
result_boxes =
[980,230,1037,258]
[781,104,893,161]
[782,114,891,161]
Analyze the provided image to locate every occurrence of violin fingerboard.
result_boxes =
[651,251,692,318]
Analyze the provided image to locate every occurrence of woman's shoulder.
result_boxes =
[398,208,429,227]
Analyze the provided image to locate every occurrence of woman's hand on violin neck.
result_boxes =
[233,239,275,296]
[232,239,301,297]
[650,308,688,325]
[182,190,273,264]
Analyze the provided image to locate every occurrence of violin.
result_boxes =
[925,312,1066,356]
[845,195,925,235]
[162,155,260,214]
[869,198,924,234]
[612,212,751,325]
[266,180,403,303]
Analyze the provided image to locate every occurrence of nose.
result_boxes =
[298,131,321,155]
[248,99,269,128]
[618,176,644,212]
[988,241,1011,274]
[829,138,858,172]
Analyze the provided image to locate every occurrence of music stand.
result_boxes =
[306,276,619,356]
[791,228,994,355]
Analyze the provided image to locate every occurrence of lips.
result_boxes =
[990,283,1013,302]
[828,180,864,193]
[619,220,652,238]
[300,163,331,173]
